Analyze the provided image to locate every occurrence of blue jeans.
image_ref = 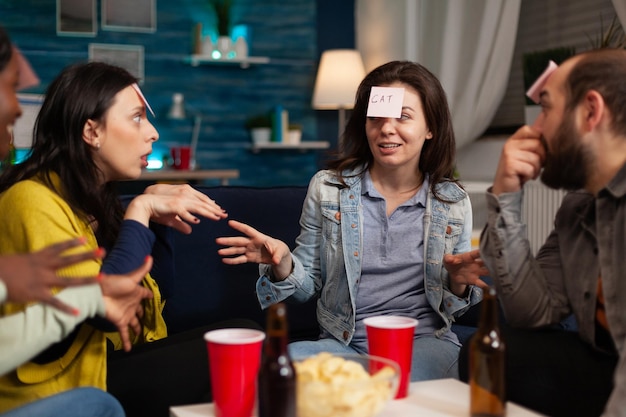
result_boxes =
[289,335,460,381]
[1,387,125,417]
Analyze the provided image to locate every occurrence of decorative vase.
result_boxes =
[193,23,203,55]
[217,36,231,57]
[233,37,248,59]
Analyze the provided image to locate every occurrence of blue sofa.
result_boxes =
[138,185,481,345]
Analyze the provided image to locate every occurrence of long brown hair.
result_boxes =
[327,61,458,201]
[0,62,138,244]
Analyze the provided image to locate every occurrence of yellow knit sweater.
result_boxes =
[0,174,167,412]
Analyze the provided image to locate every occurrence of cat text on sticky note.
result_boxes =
[366,86,404,118]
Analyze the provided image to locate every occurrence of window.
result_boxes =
[489,0,619,129]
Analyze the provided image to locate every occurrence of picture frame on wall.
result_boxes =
[56,0,97,37]
[13,94,44,149]
[89,43,145,84]
[102,0,156,33]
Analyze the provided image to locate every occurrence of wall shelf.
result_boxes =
[186,55,270,68]
[250,141,330,153]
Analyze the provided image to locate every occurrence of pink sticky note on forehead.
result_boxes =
[14,47,40,91]
[367,86,405,118]
[132,83,155,117]
[526,60,558,104]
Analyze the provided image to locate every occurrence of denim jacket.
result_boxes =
[256,168,482,345]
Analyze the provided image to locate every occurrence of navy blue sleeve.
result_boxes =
[101,219,155,275]
[89,219,155,332]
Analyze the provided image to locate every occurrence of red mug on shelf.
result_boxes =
[170,146,191,170]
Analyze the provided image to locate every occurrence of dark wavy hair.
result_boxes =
[327,60,458,201]
[0,62,138,244]
[566,48,626,138]
[0,26,12,73]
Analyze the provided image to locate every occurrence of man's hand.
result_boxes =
[0,238,104,315]
[492,125,546,195]
[99,256,154,352]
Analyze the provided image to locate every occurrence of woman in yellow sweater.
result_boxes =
[0,25,188,417]
[0,61,230,416]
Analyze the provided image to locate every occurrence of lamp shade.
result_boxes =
[312,49,366,110]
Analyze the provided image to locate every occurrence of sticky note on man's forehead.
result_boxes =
[367,87,405,118]
[526,60,558,104]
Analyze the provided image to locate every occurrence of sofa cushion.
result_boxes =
[161,186,318,341]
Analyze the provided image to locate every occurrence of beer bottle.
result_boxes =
[469,286,506,417]
[258,302,296,417]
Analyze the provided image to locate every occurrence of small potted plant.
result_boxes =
[287,123,302,145]
[245,113,272,144]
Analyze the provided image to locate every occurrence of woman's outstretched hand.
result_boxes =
[216,220,293,281]
[125,184,227,234]
[444,249,490,296]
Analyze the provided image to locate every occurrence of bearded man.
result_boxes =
[456,48,626,417]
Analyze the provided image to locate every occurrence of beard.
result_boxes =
[540,112,593,191]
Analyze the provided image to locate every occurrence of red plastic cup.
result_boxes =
[170,145,191,170]
[364,315,418,399]
[204,328,266,417]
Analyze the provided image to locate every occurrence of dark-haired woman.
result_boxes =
[0,60,228,416]
[217,61,486,381]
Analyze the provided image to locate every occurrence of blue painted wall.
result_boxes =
[0,0,355,186]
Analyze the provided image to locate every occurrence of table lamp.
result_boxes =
[312,49,366,141]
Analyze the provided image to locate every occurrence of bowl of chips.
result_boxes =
[293,352,400,417]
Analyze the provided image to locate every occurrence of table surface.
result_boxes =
[169,378,544,417]
[138,169,240,181]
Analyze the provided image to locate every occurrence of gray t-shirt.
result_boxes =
[350,172,455,352]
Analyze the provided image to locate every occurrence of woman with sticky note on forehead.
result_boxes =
[217,60,486,381]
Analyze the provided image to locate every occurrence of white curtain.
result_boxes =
[356,0,521,148]
[612,0,626,31]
